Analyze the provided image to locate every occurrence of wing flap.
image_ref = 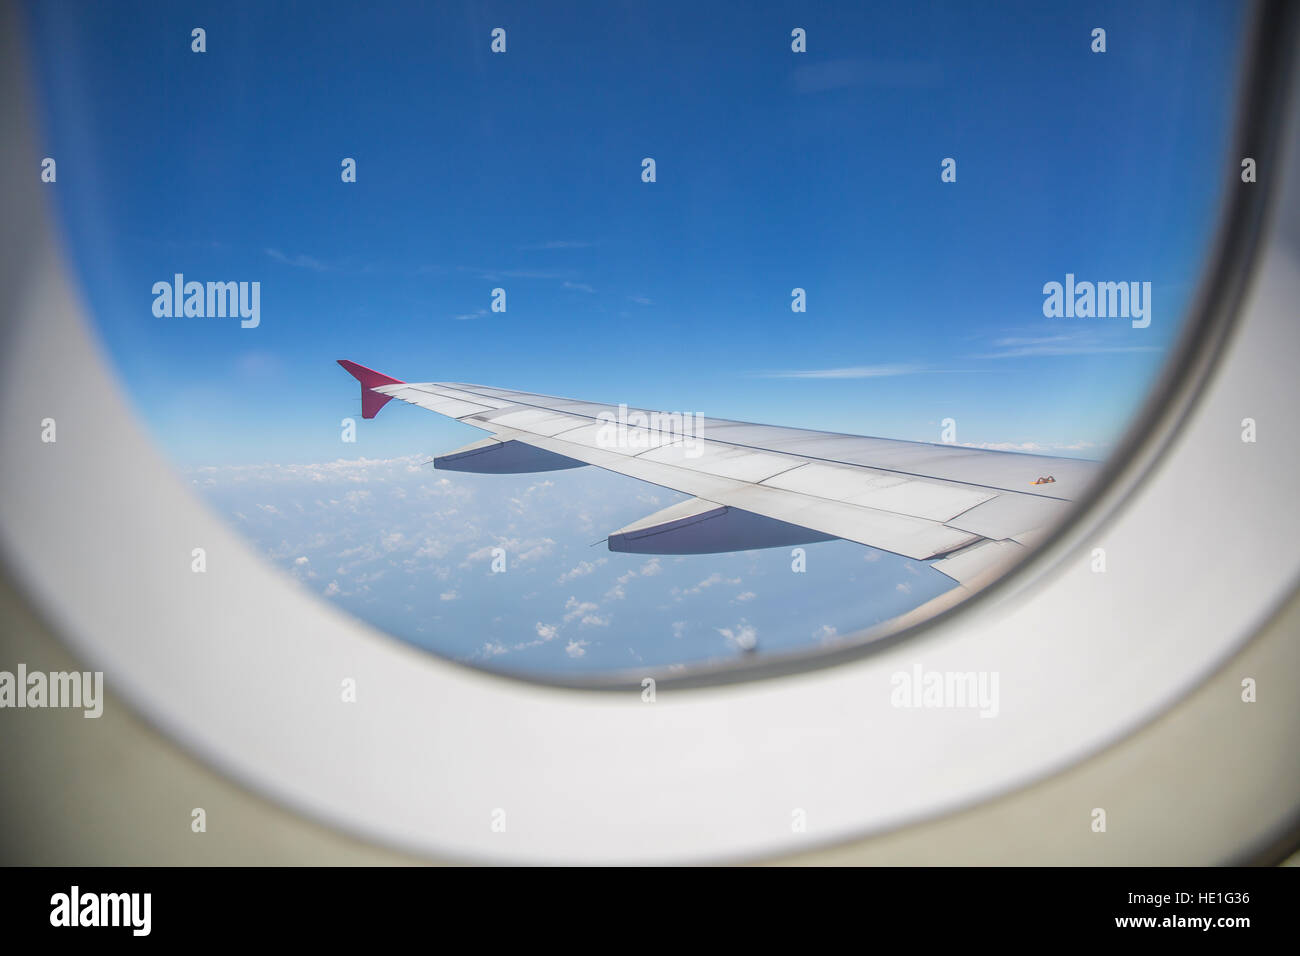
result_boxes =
[761,461,998,522]
[931,538,1027,588]
[942,492,1070,541]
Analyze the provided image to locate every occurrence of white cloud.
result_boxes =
[959,440,1101,453]
[605,557,663,600]
[558,558,605,583]
[676,573,741,597]
[717,622,758,651]
[565,640,590,658]
[974,332,1160,359]
[517,539,556,563]
[189,455,436,487]
[508,620,563,652]
[758,364,926,379]
[415,537,451,559]
[265,248,328,271]
[563,596,599,623]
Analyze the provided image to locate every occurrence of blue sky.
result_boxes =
[24,0,1245,463]
[20,1,1246,674]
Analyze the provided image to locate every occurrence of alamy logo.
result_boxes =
[152,273,260,328]
[0,664,103,717]
[50,886,150,936]
[890,663,999,718]
[595,404,704,458]
[1042,273,1151,328]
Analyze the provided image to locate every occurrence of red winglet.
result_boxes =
[337,360,405,419]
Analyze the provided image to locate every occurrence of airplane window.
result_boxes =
[19,1,1248,680]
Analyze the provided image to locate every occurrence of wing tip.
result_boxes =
[337,359,405,385]
[337,360,405,419]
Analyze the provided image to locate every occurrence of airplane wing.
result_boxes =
[339,360,1100,590]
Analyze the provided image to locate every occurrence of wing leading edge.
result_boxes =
[339,360,1099,589]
